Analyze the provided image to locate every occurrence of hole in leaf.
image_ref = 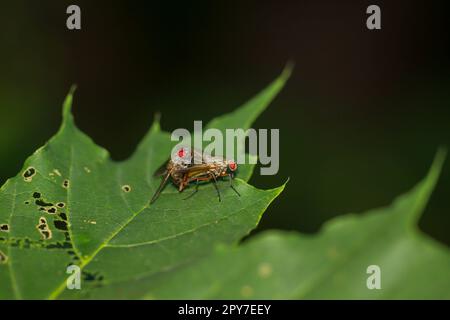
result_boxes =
[54,220,68,231]
[47,207,57,215]
[62,180,70,189]
[82,270,104,284]
[45,242,71,249]
[0,224,9,232]
[122,185,131,193]
[41,231,52,239]
[59,212,68,221]
[56,202,66,208]
[33,192,41,199]
[36,217,52,240]
[35,199,53,207]
[23,167,36,182]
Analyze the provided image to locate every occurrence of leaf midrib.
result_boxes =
[106,194,266,248]
[48,177,269,299]
[93,196,268,289]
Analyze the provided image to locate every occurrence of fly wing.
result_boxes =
[182,164,213,180]
[192,148,204,165]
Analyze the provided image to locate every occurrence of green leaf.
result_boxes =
[0,70,290,299]
[143,150,450,299]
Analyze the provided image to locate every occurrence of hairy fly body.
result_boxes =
[150,147,240,204]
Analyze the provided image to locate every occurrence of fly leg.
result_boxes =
[183,179,199,200]
[179,174,189,192]
[150,171,172,204]
[210,173,222,202]
[228,173,241,197]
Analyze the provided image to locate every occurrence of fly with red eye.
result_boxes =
[228,160,237,173]
[150,148,241,204]
[180,156,241,202]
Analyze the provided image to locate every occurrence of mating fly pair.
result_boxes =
[150,147,241,204]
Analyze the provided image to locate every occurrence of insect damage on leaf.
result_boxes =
[36,217,53,240]
[0,224,10,232]
[53,220,68,231]
[46,206,58,214]
[121,185,131,193]
[33,194,59,214]
[35,199,52,207]
[22,167,36,182]
[82,270,105,288]
[62,179,70,189]
[56,202,66,208]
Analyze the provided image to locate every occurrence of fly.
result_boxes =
[150,147,240,204]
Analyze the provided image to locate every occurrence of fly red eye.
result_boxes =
[228,162,237,171]
[178,148,185,158]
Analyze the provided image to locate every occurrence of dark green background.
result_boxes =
[1,1,449,245]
